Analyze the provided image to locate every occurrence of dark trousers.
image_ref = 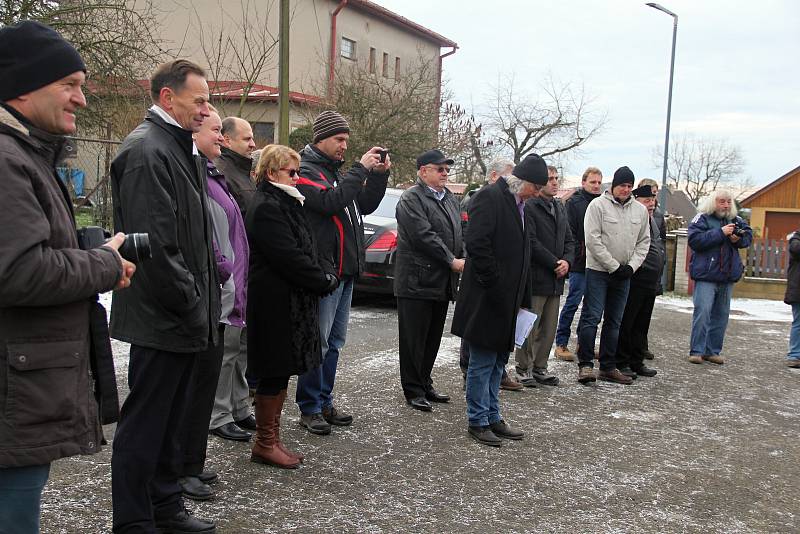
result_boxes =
[577,269,631,371]
[397,297,448,400]
[615,284,656,370]
[112,345,196,533]
[181,325,224,476]
[0,464,50,534]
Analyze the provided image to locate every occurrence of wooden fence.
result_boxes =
[743,238,789,279]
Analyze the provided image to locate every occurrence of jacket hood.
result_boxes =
[0,104,29,136]
[0,103,66,165]
[300,143,344,173]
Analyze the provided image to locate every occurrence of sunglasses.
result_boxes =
[280,168,299,177]
[427,165,449,174]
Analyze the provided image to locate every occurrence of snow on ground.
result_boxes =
[657,294,791,323]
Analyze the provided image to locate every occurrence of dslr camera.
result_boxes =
[732,219,747,237]
[77,226,151,264]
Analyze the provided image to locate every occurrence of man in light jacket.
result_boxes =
[576,166,650,385]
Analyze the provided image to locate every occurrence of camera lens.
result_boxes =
[119,233,151,264]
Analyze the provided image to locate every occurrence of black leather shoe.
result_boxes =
[197,470,217,485]
[407,397,432,412]
[155,509,216,533]
[178,476,215,501]
[468,425,502,447]
[322,406,353,426]
[618,367,638,379]
[234,414,257,431]
[209,422,252,442]
[632,365,658,377]
[425,390,450,403]
[489,420,524,440]
[299,413,332,435]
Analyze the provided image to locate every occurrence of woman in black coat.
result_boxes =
[246,144,337,469]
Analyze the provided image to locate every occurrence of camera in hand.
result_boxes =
[732,219,746,237]
[378,149,389,163]
[77,226,151,264]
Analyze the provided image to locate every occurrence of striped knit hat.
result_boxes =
[313,110,350,143]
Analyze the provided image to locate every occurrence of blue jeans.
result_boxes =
[464,342,509,427]
[555,271,586,347]
[577,269,630,371]
[689,280,733,356]
[789,304,800,360]
[0,464,50,534]
[296,277,354,415]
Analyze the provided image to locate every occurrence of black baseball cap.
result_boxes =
[416,149,454,169]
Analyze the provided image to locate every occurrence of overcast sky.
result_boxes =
[377,0,800,186]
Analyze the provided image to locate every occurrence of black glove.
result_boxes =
[612,264,634,280]
[323,273,340,295]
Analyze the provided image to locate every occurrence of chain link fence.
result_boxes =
[60,136,121,230]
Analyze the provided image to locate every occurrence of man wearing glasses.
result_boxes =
[395,150,465,411]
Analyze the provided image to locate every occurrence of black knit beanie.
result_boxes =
[512,154,549,185]
[0,21,86,102]
[612,166,635,188]
[313,110,350,143]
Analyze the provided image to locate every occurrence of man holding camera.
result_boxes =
[294,111,389,435]
[110,60,220,533]
[687,189,752,365]
[0,21,134,532]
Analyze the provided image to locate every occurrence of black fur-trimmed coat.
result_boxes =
[246,181,333,379]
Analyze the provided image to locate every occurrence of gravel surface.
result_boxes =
[41,293,799,533]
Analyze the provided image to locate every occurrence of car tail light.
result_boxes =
[367,229,397,252]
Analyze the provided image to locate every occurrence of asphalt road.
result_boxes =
[42,293,799,533]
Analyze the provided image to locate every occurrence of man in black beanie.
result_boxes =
[294,111,390,434]
[576,166,650,385]
[0,20,134,532]
[452,153,547,447]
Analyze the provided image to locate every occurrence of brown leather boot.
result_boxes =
[251,394,300,469]
[275,389,304,463]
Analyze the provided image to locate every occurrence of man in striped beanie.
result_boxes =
[294,111,390,435]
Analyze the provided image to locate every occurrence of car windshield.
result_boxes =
[371,192,401,218]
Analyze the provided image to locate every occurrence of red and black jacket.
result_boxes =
[295,145,389,279]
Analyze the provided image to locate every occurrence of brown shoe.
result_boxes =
[251,394,301,469]
[555,345,575,361]
[577,366,596,384]
[688,355,704,364]
[703,355,724,365]
[500,373,524,391]
[598,368,634,385]
[787,359,800,368]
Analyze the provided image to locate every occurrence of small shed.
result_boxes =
[740,165,800,239]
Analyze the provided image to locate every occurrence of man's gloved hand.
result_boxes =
[323,273,340,295]
[611,264,634,280]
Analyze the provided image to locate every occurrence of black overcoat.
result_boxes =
[246,182,333,379]
[525,196,575,296]
[451,179,532,352]
[393,180,463,301]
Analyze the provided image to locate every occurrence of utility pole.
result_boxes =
[278,0,290,144]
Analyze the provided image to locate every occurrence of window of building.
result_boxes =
[340,37,356,60]
[382,52,389,77]
[369,47,376,74]
[394,57,400,80]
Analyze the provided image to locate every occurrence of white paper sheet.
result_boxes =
[514,308,538,348]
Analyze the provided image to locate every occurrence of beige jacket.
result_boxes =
[584,190,651,273]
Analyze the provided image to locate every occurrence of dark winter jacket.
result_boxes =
[653,207,667,241]
[295,144,389,279]
[784,230,800,305]
[451,178,532,352]
[525,196,575,296]
[246,181,333,379]
[394,180,463,301]
[110,110,220,352]
[215,146,255,219]
[0,105,121,468]
[688,212,752,284]
[459,186,480,233]
[631,216,666,291]
[565,188,600,272]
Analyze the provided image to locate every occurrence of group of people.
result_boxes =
[0,19,796,534]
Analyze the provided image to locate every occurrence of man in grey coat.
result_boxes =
[395,150,464,412]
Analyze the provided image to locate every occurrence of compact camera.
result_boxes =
[77,226,151,264]
[378,149,389,163]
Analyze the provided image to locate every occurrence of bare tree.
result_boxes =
[485,75,606,164]
[653,134,747,204]
[192,0,281,120]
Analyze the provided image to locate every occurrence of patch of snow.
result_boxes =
[657,295,791,323]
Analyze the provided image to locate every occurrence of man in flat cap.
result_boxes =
[395,150,464,412]
[452,153,548,447]
[294,111,390,435]
[0,20,134,532]
[577,166,650,385]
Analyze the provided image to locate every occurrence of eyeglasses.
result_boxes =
[426,165,449,174]
[280,168,298,177]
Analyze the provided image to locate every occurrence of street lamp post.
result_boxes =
[646,2,678,216]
